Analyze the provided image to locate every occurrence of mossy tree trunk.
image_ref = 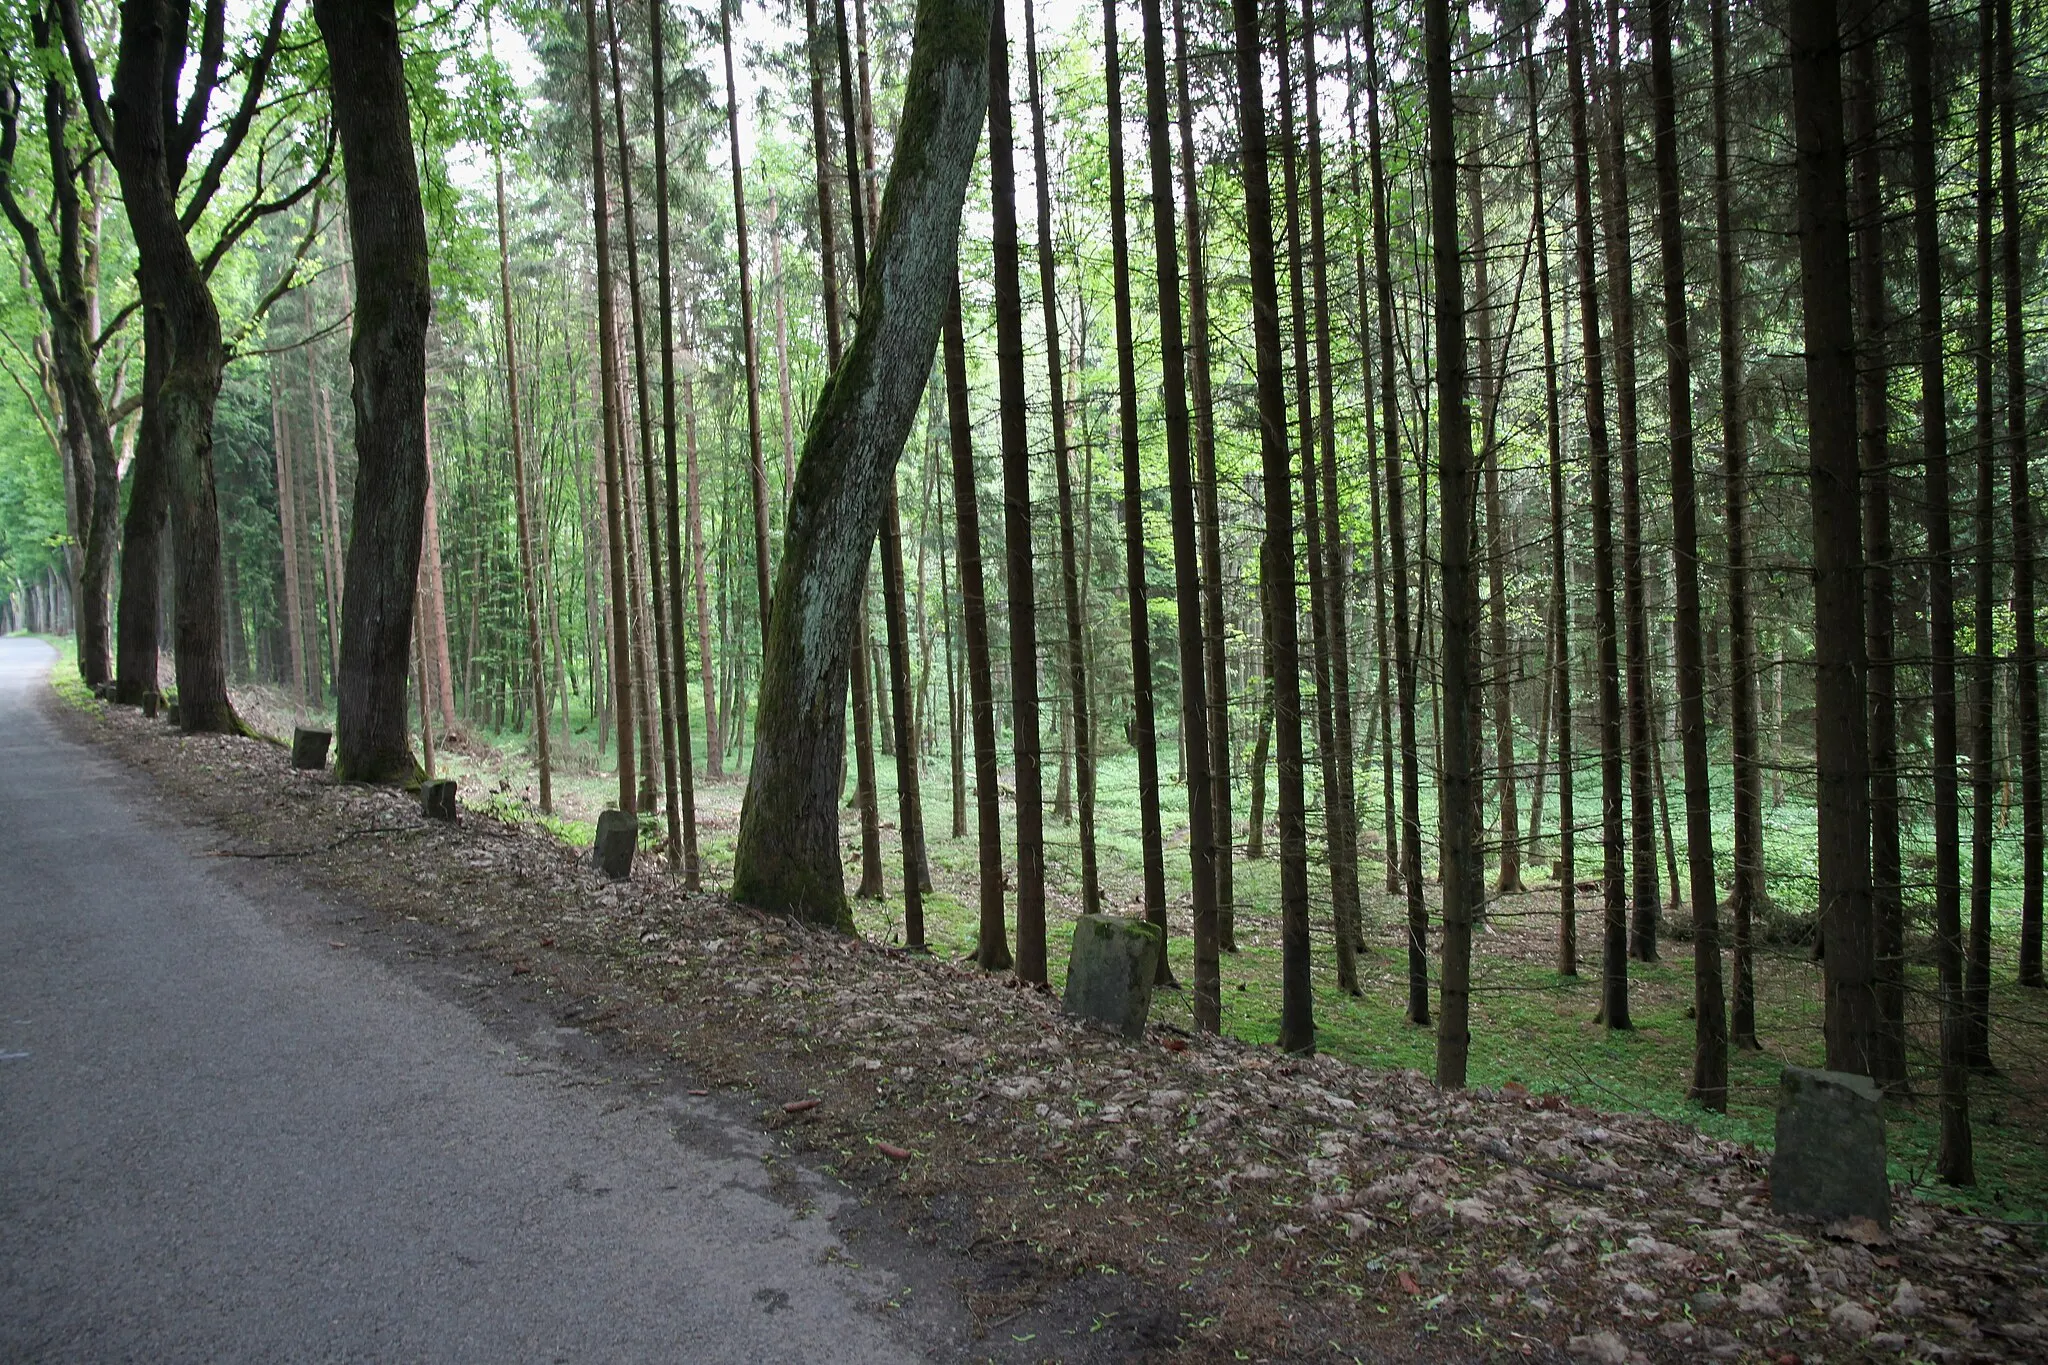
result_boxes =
[731,0,990,929]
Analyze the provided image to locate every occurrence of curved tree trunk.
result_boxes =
[731,0,990,928]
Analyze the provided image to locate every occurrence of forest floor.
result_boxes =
[47,672,2048,1363]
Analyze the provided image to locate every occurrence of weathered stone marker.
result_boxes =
[1770,1066,1889,1227]
[1061,914,1163,1039]
[291,727,331,770]
[591,809,637,880]
[141,690,159,719]
[420,778,458,821]
[165,700,180,725]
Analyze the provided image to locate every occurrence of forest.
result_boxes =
[1,0,2043,1210]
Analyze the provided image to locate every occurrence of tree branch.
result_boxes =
[176,0,289,220]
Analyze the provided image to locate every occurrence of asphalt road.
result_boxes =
[0,639,936,1363]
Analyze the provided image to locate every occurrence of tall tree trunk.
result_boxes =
[1965,0,1997,1070]
[1524,16,1575,974]
[729,0,990,926]
[269,372,307,701]
[1424,0,1479,1090]
[1567,0,1630,1030]
[1999,0,2042,990]
[1278,6,1354,994]
[651,0,701,885]
[1647,0,1725,1108]
[880,489,928,938]
[493,108,551,815]
[769,192,799,507]
[1465,157,1520,900]
[577,0,636,812]
[947,287,1010,970]
[1296,0,1363,980]
[1027,0,1101,917]
[1106,0,1171,978]
[1141,0,1219,1025]
[683,340,720,780]
[1366,11,1427,1025]
[1850,16,1903,1086]
[1231,0,1313,1054]
[1713,0,1763,1047]
[1596,6,1659,964]
[316,0,429,776]
[1177,0,1235,950]
[1345,27,1398,904]
[1791,0,1878,1079]
[606,1,682,859]
[723,0,773,637]
[850,591,885,898]
[989,0,1048,982]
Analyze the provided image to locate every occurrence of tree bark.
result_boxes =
[1999,0,2042,990]
[1523,16,1575,975]
[945,287,1010,969]
[1423,0,1479,1090]
[1141,0,1218,1026]
[1366,11,1427,1025]
[577,0,635,812]
[1965,0,1997,1070]
[1177,0,1235,950]
[1849,15,1902,1087]
[1280,0,1357,995]
[605,0,681,860]
[1106,0,1171,974]
[651,0,701,885]
[1791,0,1879,1079]
[317,0,430,779]
[730,0,990,927]
[989,0,1047,982]
[1567,0,1630,1030]
[1027,0,1101,918]
[1643,0,1726,1105]
[723,0,773,637]
[1230,0,1313,1054]
[1712,0,1763,1048]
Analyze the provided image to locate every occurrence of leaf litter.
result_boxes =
[64,695,2048,1363]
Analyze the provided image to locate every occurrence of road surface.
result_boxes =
[0,639,946,1363]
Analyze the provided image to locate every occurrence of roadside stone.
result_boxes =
[1735,1282,1783,1315]
[1770,1066,1889,1227]
[1567,1329,1631,1363]
[420,778,457,821]
[291,726,331,770]
[1830,1300,1879,1336]
[1060,914,1160,1039]
[1891,1280,1927,1317]
[591,809,636,880]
